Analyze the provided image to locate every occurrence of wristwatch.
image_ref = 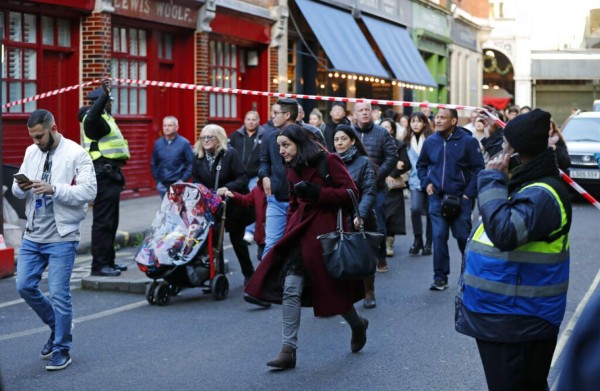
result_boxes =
[51,185,56,195]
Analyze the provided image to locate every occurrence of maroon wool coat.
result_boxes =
[244,153,365,317]
[229,183,266,246]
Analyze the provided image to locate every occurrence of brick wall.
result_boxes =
[81,12,112,100]
[195,32,209,141]
[268,45,279,107]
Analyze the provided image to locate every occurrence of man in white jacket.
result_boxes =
[13,109,97,371]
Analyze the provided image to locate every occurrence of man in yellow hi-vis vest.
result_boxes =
[455,109,573,391]
[81,78,130,277]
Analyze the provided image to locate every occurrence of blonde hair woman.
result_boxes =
[192,124,261,293]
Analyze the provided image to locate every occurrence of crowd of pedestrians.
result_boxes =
[13,77,587,390]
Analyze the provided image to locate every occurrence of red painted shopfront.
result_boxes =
[1,0,94,165]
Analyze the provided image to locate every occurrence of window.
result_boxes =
[111,27,148,115]
[158,32,173,61]
[1,12,73,113]
[209,41,238,119]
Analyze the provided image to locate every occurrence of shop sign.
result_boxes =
[412,2,448,37]
[451,20,477,51]
[112,0,198,28]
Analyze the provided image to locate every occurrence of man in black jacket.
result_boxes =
[323,102,351,152]
[352,101,398,272]
[80,79,130,277]
[229,110,265,243]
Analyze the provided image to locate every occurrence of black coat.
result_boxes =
[191,147,252,230]
[352,122,398,189]
[228,125,265,178]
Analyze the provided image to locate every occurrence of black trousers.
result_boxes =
[228,226,255,279]
[91,176,122,271]
[476,337,557,391]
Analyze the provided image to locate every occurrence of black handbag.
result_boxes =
[317,189,383,280]
[441,194,462,220]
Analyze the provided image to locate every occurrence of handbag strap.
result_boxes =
[346,189,366,233]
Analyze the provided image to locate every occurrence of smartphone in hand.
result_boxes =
[13,173,31,183]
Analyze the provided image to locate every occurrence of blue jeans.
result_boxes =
[16,239,78,351]
[263,195,289,257]
[410,189,432,240]
[374,189,387,259]
[245,176,259,235]
[428,195,472,281]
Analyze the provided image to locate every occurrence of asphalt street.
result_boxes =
[1,200,599,391]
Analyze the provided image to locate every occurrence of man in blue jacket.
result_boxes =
[151,116,194,198]
[417,108,484,290]
[455,109,572,391]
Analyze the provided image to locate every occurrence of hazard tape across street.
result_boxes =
[2,77,598,209]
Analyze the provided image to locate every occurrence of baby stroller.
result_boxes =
[135,183,229,306]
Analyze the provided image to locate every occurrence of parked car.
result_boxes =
[561,112,600,198]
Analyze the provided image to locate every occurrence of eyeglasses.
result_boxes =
[272,110,287,117]
[199,135,216,141]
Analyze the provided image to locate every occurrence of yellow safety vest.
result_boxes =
[81,113,130,161]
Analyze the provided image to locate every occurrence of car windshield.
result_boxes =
[562,118,600,142]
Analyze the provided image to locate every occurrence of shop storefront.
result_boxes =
[1,0,94,165]
[450,19,483,110]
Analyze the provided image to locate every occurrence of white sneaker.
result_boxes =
[243,232,254,244]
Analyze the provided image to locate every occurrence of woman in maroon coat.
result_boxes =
[244,124,368,370]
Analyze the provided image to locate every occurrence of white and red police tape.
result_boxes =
[2,77,599,209]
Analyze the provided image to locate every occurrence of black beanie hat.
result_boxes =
[503,108,550,156]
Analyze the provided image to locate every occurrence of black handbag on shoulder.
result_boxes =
[441,194,462,220]
[317,189,383,280]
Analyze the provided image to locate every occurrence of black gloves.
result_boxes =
[293,181,321,201]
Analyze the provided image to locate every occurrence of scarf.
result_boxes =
[509,148,559,193]
[337,145,359,163]
[410,133,425,155]
[205,151,216,171]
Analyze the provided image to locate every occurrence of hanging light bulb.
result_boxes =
[334,72,339,78]
[358,76,364,81]
[328,73,333,77]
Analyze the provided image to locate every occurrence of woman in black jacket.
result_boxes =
[380,118,411,258]
[192,124,258,288]
[333,124,379,308]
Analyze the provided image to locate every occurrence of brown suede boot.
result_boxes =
[266,345,296,369]
[351,317,369,353]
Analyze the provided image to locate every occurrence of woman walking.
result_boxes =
[333,124,378,308]
[192,124,257,286]
[380,118,411,258]
[405,112,434,256]
[244,124,368,370]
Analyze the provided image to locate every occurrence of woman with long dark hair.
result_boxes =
[244,123,368,370]
[333,124,378,308]
[404,112,434,256]
[380,118,411,258]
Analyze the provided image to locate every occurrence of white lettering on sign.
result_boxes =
[114,0,151,14]
[156,2,192,23]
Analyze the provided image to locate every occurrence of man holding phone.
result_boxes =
[13,109,97,370]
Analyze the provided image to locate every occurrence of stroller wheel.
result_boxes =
[210,274,229,301]
[145,281,158,305]
[154,283,171,306]
[168,284,181,296]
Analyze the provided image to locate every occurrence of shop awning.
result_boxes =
[295,0,388,79]
[362,16,437,87]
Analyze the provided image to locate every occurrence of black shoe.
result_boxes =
[46,349,72,371]
[408,237,424,255]
[40,332,55,359]
[363,297,376,309]
[91,266,121,277]
[429,279,448,291]
[422,240,432,256]
[112,263,128,271]
[243,293,271,308]
[351,317,369,353]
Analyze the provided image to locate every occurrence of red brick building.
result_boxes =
[1,0,278,196]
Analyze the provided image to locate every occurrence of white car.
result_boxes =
[561,112,600,197]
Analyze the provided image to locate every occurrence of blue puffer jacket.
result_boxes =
[416,127,484,198]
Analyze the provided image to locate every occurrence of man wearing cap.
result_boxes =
[81,78,130,277]
[455,109,572,390]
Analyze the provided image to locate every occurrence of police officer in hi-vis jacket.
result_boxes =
[81,78,130,277]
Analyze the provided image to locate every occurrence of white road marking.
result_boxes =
[0,300,147,341]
